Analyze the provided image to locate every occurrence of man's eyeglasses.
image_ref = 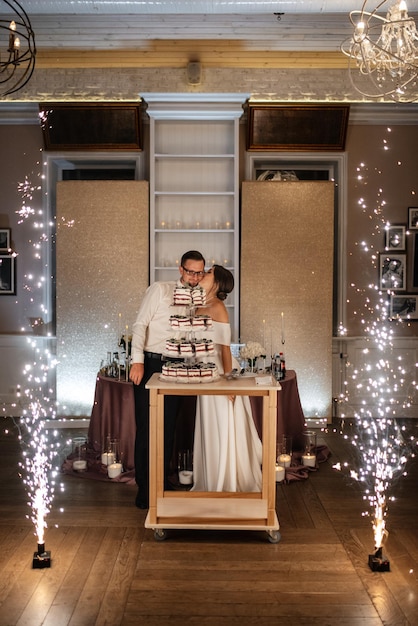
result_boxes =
[181,266,205,278]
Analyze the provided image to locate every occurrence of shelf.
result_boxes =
[155,191,235,196]
[155,153,235,159]
[155,266,235,271]
[155,229,234,233]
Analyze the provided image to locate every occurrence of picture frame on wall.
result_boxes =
[0,228,10,252]
[0,255,15,295]
[385,225,406,251]
[379,253,406,290]
[390,294,418,320]
[408,207,418,229]
[411,232,418,291]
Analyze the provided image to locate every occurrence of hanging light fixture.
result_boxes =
[341,1,418,102]
[0,0,36,96]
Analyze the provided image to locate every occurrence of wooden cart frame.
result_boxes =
[145,373,281,543]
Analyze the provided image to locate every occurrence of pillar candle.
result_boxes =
[275,464,285,482]
[281,311,285,345]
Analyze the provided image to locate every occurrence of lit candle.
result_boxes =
[281,311,285,345]
[179,470,193,485]
[278,453,291,468]
[302,453,316,468]
[8,20,16,51]
[73,459,87,471]
[101,451,115,466]
[275,464,285,482]
[108,462,122,478]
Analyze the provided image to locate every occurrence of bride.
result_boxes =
[191,265,262,492]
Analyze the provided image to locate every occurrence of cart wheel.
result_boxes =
[153,528,167,541]
[267,530,281,544]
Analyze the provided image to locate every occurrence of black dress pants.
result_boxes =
[133,354,180,503]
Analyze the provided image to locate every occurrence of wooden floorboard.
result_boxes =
[0,417,417,625]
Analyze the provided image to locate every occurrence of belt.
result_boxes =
[144,351,162,360]
[144,351,184,363]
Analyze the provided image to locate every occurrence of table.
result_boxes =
[88,374,136,471]
[145,372,281,542]
[87,370,306,475]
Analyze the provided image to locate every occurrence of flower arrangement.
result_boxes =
[240,341,266,370]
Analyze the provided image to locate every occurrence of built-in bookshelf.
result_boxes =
[144,93,248,340]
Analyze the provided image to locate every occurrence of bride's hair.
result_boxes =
[213,264,234,301]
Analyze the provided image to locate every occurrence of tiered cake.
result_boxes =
[160,283,218,382]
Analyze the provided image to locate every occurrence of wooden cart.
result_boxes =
[145,372,281,543]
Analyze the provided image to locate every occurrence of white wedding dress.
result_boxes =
[191,321,263,492]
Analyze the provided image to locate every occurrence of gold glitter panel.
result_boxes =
[241,181,334,421]
[56,180,149,416]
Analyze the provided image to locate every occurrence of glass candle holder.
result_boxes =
[72,436,87,472]
[302,430,317,467]
[108,438,122,478]
[277,435,292,467]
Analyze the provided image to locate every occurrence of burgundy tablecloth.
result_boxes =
[88,375,136,471]
[250,370,306,451]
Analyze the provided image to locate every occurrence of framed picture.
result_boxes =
[379,253,406,290]
[385,225,406,251]
[0,228,10,252]
[390,294,418,320]
[0,255,15,295]
[408,207,418,229]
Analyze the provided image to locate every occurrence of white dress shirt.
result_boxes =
[131,280,184,364]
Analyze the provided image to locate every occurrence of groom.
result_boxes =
[129,250,206,509]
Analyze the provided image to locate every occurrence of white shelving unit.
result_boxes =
[143,93,248,341]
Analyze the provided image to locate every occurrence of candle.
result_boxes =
[108,462,122,478]
[262,319,266,351]
[281,311,285,345]
[73,459,87,471]
[302,454,316,468]
[101,451,115,466]
[275,464,285,482]
[125,325,129,381]
[278,453,291,468]
[118,312,122,380]
[179,470,193,485]
[8,20,16,51]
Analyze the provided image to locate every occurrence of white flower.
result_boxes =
[240,341,266,360]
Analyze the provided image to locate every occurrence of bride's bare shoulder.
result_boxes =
[210,299,229,323]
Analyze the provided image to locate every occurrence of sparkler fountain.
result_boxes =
[336,129,417,571]
[13,167,60,568]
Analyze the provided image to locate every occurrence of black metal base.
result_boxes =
[368,547,390,572]
[32,543,51,569]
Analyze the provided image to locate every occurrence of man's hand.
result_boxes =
[129,362,144,385]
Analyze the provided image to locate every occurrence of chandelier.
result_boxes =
[0,0,36,96]
[341,1,418,102]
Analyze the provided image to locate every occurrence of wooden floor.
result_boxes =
[1,417,418,626]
